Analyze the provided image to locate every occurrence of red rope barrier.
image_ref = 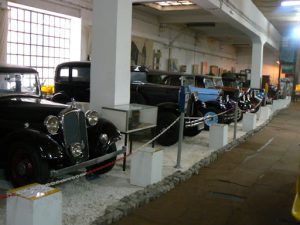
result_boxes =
[0,193,15,200]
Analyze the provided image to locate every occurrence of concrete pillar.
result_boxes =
[251,40,265,89]
[243,112,257,132]
[90,0,132,112]
[0,0,8,64]
[209,124,228,150]
[7,184,62,225]
[130,147,163,187]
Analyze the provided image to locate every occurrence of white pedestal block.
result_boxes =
[279,99,285,109]
[7,183,62,225]
[258,106,271,122]
[243,113,257,132]
[209,124,228,150]
[130,147,163,187]
[272,100,281,112]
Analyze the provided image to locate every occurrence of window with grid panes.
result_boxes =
[7,4,71,85]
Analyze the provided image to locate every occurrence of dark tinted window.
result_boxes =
[131,71,147,83]
[71,67,90,82]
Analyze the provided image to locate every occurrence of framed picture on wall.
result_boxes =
[201,61,208,74]
[192,64,199,74]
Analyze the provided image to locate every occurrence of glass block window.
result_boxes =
[7,3,71,85]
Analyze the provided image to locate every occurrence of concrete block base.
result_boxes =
[130,147,163,187]
[7,183,62,225]
[243,113,257,132]
[259,106,271,122]
[209,124,228,150]
[272,100,280,112]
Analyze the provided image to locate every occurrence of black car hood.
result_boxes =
[0,96,68,123]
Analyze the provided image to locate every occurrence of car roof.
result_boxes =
[56,61,91,69]
[0,64,38,74]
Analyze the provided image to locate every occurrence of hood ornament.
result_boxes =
[70,98,77,109]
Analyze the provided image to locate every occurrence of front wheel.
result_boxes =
[201,107,220,131]
[156,111,179,146]
[87,143,117,175]
[9,143,50,187]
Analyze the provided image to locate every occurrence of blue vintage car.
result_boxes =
[150,71,235,130]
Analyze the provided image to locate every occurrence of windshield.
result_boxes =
[0,72,41,97]
[203,78,215,88]
[213,78,223,87]
[223,79,239,88]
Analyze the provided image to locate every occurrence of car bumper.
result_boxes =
[185,118,205,130]
[50,146,126,178]
[222,112,235,123]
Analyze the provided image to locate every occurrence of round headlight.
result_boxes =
[99,133,109,145]
[85,110,99,126]
[70,143,83,158]
[226,95,230,102]
[44,115,59,135]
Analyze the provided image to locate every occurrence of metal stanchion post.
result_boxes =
[175,112,184,169]
[234,101,238,140]
[175,83,186,169]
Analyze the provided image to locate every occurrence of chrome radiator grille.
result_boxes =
[62,109,89,160]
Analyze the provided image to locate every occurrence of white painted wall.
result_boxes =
[236,47,279,85]
[7,0,280,83]
[131,9,237,74]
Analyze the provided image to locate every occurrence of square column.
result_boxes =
[0,1,8,64]
[90,0,132,112]
[251,41,265,89]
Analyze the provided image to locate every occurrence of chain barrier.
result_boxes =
[184,106,234,121]
[0,193,15,200]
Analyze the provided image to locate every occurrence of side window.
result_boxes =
[71,67,90,82]
[58,67,69,82]
[130,71,147,83]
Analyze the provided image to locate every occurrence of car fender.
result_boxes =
[94,118,121,140]
[205,100,223,110]
[3,129,64,161]
[52,91,70,104]
[157,102,179,115]
[87,118,121,156]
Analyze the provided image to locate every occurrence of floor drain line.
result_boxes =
[217,179,249,188]
[243,137,274,163]
[209,191,246,202]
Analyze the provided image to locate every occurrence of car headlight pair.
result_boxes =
[44,110,99,135]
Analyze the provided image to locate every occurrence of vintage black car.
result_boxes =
[146,70,236,129]
[52,61,90,103]
[130,66,205,145]
[0,64,123,187]
[53,61,204,146]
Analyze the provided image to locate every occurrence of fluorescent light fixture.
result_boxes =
[156,1,194,6]
[292,26,300,37]
[281,1,300,6]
